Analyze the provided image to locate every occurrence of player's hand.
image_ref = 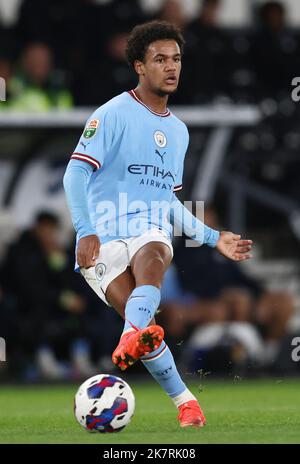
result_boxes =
[215,231,252,261]
[77,234,100,269]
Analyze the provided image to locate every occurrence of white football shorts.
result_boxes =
[80,228,173,306]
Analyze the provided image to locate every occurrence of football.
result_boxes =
[74,374,135,433]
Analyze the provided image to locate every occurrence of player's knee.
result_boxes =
[136,253,166,286]
[147,252,165,273]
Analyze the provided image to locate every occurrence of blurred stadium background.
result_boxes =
[1,0,300,384]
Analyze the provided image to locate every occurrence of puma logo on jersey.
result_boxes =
[80,141,90,151]
[155,149,166,164]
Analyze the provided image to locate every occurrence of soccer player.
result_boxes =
[63,21,252,428]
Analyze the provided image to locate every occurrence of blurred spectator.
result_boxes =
[1,211,95,380]
[260,0,285,33]
[196,0,221,27]
[159,263,227,337]
[7,42,73,111]
[183,0,232,103]
[251,1,300,98]
[174,207,295,365]
[111,0,146,26]
[157,262,228,362]
[16,0,84,47]
[74,28,136,105]
[157,0,187,30]
[69,0,147,105]
[158,262,265,373]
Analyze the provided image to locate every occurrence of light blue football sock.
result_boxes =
[141,341,187,399]
[123,285,161,333]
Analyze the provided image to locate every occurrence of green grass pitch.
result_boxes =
[0,379,299,444]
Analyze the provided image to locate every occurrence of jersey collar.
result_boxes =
[128,89,171,117]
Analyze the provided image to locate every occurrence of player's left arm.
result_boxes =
[169,194,252,262]
[215,230,252,262]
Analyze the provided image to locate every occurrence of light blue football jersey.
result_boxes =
[71,90,189,244]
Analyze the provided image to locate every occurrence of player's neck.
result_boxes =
[134,86,169,114]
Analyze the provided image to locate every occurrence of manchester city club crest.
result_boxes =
[95,262,106,282]
[154,130,167,148]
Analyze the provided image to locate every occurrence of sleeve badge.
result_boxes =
[83,119,100,139]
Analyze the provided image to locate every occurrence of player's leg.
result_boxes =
[107,268,164,370]
[119,241,172,332]
[109,239,170,370]
[130,242,205,427]
[105,267,135,319]
[82,237,205,427]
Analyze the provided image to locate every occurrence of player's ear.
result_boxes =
[134,60,145,76]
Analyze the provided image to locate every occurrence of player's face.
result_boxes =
[140,40,182,96]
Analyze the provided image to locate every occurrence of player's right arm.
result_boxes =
[63,106,119,268]
[63,158,100,268]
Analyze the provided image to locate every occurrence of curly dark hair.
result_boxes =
[126,20,185,67]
